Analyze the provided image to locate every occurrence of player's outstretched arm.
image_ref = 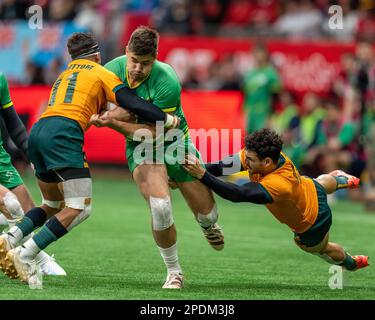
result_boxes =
[115,87,179,129]
[206,154,244,177]
[199,172,272,204]
[183,154,272,204]
[0,106,28,156]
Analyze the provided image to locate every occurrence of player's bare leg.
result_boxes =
[11,183,66,276]
[0,185,24,222]
[0,184,36,232]
[0,183,65,276]
[3,176,91,283]
[295,233,369,271]
[316,171,360,194]
[6,181,63,242]
[301,173,368,270]
[0,185,18,270]
[133,164,183,289]
[11,185,34,213]
[1,181,64,278]
[177,180,224,250]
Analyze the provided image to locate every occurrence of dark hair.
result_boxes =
[67,32,99,60]
[245,128,283,163]
[127,26,159,57]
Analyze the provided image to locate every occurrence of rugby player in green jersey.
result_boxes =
[91,26,224,289]
[242,44,281,134]
[0,72,65,276]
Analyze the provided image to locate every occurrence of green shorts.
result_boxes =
[0,145,23,189]
[294,179,332,247]
[28,116,88,177]
[126,136,204,183]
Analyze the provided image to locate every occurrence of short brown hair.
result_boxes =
[67,32,99,60]
[127,26,159,57]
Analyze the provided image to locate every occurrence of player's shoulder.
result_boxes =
[275,155,295,176]
[261,171,293,197]
[104,55,126,81]
[104,55,126,69]
[263,171,289,184]
[152,60,180,83]
[280,152,293,165]
[264,155,294,184]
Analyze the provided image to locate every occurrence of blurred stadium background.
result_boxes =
[0,0,374,299]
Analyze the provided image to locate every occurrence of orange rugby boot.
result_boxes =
[329,170,360,189]
[351,255,369,271]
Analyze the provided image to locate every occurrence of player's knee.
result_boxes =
[3,192,24,219]
[42,198,65,210]
[66,199,91,231]
[197,203,218,228]
[150,196,173,231]
[62,178,92,210]
[64,201,92,231]
[62,178,92,231]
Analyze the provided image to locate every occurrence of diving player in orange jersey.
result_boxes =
[183,128,369,272]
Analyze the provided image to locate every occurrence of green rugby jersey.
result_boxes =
[104,55,189,144]
[0,72,14,147]
[242,65,281,110]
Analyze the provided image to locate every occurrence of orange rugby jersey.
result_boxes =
[239,149,318,233]
[42,59,125,131]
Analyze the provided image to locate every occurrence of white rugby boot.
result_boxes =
[0,234,66,276]
[36,251,66,276]
[202,223,224,251]
[4,247,42,289]
[162,272,184,289]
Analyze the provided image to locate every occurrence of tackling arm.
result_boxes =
[200,171,272,204]
[115,87,178,129]
[206,154,244,177]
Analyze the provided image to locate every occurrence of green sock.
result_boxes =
[14,217,34,238]
[333,176,349,190]
[33,226,57,250]
[340,252,357,270]
[33,216,68,250]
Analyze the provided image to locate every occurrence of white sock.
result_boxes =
[7,219,19,229]
[197,204,218,229]
[158,243,182,274]
[35,250,51,265]
[0,214,8,229]
[20,238,41,261]
[7,226,24,248]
